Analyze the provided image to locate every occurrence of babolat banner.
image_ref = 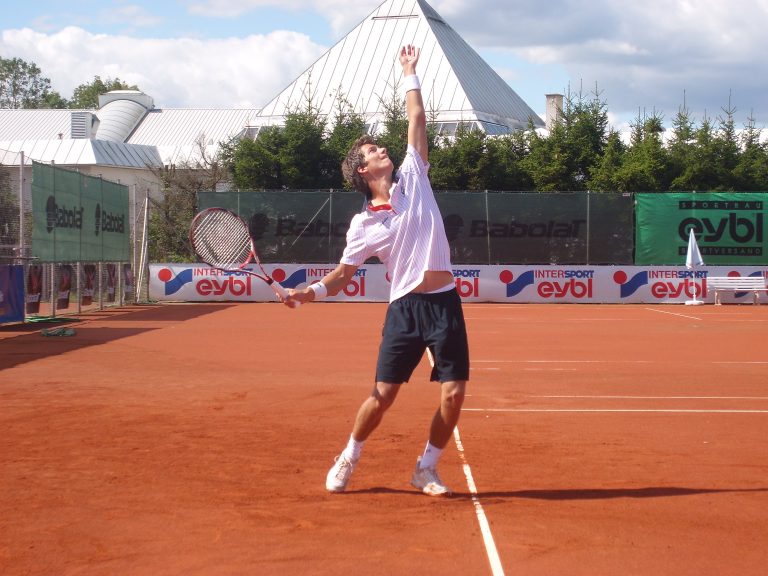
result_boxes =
[636,193,767,265]
[31,162,130,262]
[198,191,634,264]
[476,192,633,264]
[198,190,363,263]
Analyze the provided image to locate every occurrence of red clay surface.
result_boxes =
[1,302,767,575]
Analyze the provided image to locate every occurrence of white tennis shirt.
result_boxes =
[340,144,452,302]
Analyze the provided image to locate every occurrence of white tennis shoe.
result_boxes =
[410,458,451,496]
[326,454,357,493]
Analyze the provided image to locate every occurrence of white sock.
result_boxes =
[418,441,443,469]
[341,435,364,462]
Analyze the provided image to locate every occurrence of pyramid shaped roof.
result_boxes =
[257,0,543,134]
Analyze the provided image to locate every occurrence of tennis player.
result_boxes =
[284,44,470,496]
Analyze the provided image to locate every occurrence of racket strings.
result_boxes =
[193,212,252,268]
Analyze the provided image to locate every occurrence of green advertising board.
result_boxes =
[636,193,767,265]
[198,190,363,263]
[31,162,130,262]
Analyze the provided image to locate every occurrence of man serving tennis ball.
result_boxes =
[284,44,470,496]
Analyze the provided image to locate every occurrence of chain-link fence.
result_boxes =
[1,153,144,322]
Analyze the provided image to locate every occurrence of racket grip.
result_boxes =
[270,281,301,307]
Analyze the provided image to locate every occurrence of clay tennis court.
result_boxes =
[1,302,767,575]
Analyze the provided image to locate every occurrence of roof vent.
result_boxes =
[98,90,154,110]
[94,92,152,142]
[70,112,100,139]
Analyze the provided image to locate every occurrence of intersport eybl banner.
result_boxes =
[636,193,767,265]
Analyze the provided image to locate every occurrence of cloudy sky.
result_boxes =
[3,0,767,132]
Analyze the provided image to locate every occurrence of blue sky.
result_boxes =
[3,0,768,134]
[11,1,337,43]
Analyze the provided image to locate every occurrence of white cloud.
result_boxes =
[430,0,768,124]
[184,0,381,37]
[1,26,327,108]
[3,0,768,128]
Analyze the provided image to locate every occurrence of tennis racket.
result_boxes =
[189,207,299,307]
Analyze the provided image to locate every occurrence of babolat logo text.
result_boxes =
[275,218,347,238]
[45,195,84,233]
[94,204,125,236]
[469,219,585,238]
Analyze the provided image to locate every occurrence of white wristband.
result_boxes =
[310,281,327,300]
[403,74,421,93]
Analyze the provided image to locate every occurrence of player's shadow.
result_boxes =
[469,486,768,500]
[343,486,768,499]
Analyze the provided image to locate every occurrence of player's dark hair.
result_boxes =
[342,135,375,199]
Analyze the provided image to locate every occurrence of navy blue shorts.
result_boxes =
[375,288,470,384]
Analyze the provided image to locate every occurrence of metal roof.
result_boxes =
[0,109,79,141]
[127,108,260,165]
[0,138,162,168]
[127,108,259,146]
[258,0,543,132]
[0,106,258,168]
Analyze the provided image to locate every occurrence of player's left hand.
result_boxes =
[399,44,420,69]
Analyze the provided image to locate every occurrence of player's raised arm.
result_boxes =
[400,45,427,163]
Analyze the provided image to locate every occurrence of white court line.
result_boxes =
[714,361,768,364]
[464,317,629,321]
[521,368,578,372]
[533,395,768,400]
[453,427,505,576]
[473,360,653,364]
[644,307,702,320]
[464,408,768,414]
[474,359,767,365]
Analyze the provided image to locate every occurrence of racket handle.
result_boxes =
[270,281,301,308]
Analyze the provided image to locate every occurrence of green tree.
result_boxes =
[428,134,461,189]
[278,108,328,189]
[0,56,64,108]
[68,75,138,109]
[711,103,740,190]
[564,85,610,188]
[733,114,768,191]
[226,86,341,190]
[324,92,367,188]
[452,124,488,190]
[229,126,285,189]
[376,82,409,170]
[587,129,626,191]
[523,121,571,191]
[484,131,534,191]
[521,87,610,191]
[666,104,696,190]
[672,114,719,191]
[615,112,668,192]
[41,91,69,108]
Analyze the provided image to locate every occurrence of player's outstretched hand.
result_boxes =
[399,44,420,72]
[283,287,312,308]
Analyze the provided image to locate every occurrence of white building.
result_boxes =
[1,0,545,196]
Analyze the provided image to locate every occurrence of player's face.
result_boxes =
[360,143,393,177]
